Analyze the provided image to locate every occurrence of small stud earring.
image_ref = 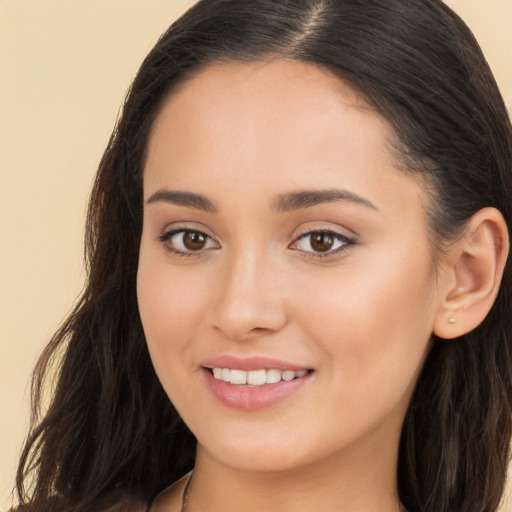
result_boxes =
[448,316,455,325]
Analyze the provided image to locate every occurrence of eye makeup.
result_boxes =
[289,229,356,260]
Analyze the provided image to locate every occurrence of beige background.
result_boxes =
[0,0,511,510]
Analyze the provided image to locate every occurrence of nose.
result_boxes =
[211,249,288,341]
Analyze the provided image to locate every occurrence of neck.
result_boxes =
[185,439,403,512]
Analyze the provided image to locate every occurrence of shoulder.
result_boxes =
[6,491,148,512]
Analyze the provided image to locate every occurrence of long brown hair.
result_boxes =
[16,1,512,511]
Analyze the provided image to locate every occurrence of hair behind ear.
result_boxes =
[400,309,512,512]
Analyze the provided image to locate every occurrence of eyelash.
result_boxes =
[158,228,356,259]
[158,228,219,257]
[290,229,356,260]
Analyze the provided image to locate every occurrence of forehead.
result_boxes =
[143,59,426,224]
[160,58,370,117]
[145,59,396,176]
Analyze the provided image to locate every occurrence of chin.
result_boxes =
[200,440,313,473]
[192,417,352,475]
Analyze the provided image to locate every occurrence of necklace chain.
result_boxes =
[180,472,192,512]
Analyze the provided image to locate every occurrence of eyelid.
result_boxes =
[158,221,218,242]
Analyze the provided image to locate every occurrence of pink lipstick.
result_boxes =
[200,355,313,411]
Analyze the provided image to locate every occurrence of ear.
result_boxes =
[434,207,509,339]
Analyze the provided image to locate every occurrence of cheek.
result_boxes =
[292,243,436,400]
[136,249,212,385]
[138,268,196,345]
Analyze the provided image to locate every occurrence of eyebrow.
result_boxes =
[146,187,378,214]
[271,189,378,212]
[146,189,218,212]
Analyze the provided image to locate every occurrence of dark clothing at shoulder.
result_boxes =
[7,491,149,512]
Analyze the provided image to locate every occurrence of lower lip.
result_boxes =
[202,368,312,411]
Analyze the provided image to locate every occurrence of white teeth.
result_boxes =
[247,369,267,386]
[229,369,247,385]
[211,367,309,386]
[266,369,282,384]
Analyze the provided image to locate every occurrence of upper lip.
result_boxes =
[200,355,311,372]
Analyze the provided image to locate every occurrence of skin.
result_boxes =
[138,59,451,512]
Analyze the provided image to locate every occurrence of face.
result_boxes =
[137,60,441,474]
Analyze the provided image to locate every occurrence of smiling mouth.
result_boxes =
[207,367,313,386]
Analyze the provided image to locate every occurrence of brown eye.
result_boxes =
[159,229,218,255]
[291,230,354,258]
[310,233,334,252]
[183,231,207,250]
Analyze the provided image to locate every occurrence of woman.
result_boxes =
[13,0,512,511]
